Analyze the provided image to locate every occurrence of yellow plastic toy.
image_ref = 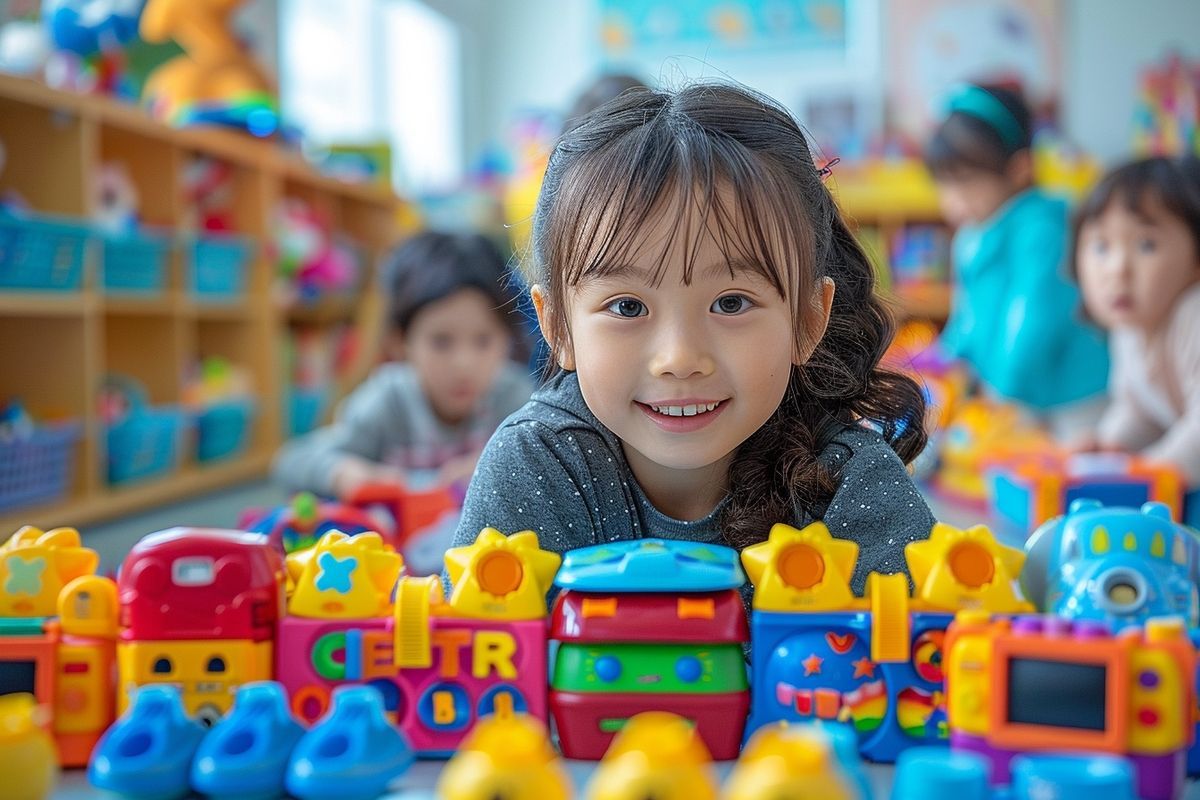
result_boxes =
[723,724,862,800]
[1,526,99,617]
[906,522,1032,613]
[435,714,572,800]
[442,528,562,620]
[0,694,57,800]
[584,711,718,800]
[138,0,276,126]
[286,531,403,619]
[937,399,1050,502]
[741,522,861,612]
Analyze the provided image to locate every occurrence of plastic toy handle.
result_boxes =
[393,575,438,668]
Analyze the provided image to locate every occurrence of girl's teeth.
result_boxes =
[650,402,720,416]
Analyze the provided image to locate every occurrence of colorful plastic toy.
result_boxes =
[550,538,749,760]
[743,521,1031,762]
[0,526,118,766]
[284,685,414,800]
[116,528,285,724]
[0,693,57,800]
[935,399,1050,504]
[584,711,719,800]
[138,0,278,134]
[286,530,403,619]
[347,480,467,576]
[723,722,872,800]
[89,684,207,800]
[893,746,1137,800]
[1021,500,1200,632]
[239,491,380,554]
[276,527,558,755]
[944,613,1195,800]
[436,713,573,800]
[190,681,306,799]
[990,451,1187,534]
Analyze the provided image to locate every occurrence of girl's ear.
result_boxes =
[531,284,576,371]
[793,277,835,366]
[1006,149,1034,189]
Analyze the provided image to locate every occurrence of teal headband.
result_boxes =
[945,84,1025,151]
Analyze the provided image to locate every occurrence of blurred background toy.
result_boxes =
[584,711,719,800]
[42,0,142,98]
[271,198,360,305]
[138,0,278,135]
[181,156,236,233]
[436,713,572,800]
[0,694,58,800]
[1133,50,1200,157]
[92,161,139,235]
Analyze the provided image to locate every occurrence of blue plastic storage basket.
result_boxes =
[0,422,82,513]
[107,406,185,485]
[102,231,171,294]
[0,212,89,291]
[196,399,255,463]
[286,387,327,437]
[187,235,252,302]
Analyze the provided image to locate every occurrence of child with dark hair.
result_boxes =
[273,231,534,498]
[451,82,935,593]
[926,83,1109,439]
[1073,156,1200,483]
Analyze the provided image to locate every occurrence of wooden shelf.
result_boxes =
[284,298,357,324]
[0,73,410,531]
[0,452,273,534]
[0,292,92,315]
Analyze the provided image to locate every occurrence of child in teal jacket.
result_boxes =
[926,83,1109,437]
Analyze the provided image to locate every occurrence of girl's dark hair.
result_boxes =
[526,82,927,549]
[383,231,530,359]
[925,84,1033,177]
[1070,156,1200,279]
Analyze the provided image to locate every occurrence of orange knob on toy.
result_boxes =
[477,551,524,596]
[947,541,995,588]
[779,544,825,590]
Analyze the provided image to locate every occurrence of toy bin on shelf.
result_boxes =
[286,387,327,437]
[196,399,256,463]
[186,234,253,302]
[100,230,171,295]
[106,406,186,485]
[0,421,82,513]
[0,211,90,291]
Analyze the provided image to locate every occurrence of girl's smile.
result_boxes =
[636,398,729,433]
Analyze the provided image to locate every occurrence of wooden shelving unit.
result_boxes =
[831,165,951,322]
[0,73,410,534]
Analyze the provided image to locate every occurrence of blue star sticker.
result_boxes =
[314,552,357,595]
[5,555,46,595]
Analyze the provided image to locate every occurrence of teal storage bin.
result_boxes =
[101,231,171,294]
[107,406,186,485]
[286,387,328,437]
[196,399,255,463]
[0,211,89,291]
[187,234,253,302]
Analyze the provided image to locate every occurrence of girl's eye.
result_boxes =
[712,294,751,315]
[1090,237,1109,255]
[1137,238,1157,254]
[606,298,647,318]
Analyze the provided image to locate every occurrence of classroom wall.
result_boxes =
[463,0,1200,165]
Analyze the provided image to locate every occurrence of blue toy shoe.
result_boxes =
[285,685,414,800]
[89,685,207,800]
[892,747,991,800]
[191,681,306,799]
[1010,754,1135,800]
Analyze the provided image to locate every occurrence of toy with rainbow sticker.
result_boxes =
[742,520,1032,762]
[0,526,118,766]
[276,526,560,755]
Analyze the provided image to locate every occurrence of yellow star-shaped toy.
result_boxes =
[287,530,403,619]
[1,526,99,618]
[905,522,1032,613]
[740,522,861,612]
[443,528,562,620]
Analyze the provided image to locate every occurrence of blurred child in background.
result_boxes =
[273,231,534,498]
[926,82,1109,440]
[1073,156,1200,484]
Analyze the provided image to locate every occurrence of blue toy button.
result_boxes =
[1011,753,1135,800]
[595,655,622,682]
[675,656,703,683]
[893,746,990,800]
[554,538,745,592]
[477,684,528,718]
[416,683,471,732]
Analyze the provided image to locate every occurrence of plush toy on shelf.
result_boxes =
[42,0,142,97]
[138,0,278,135]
